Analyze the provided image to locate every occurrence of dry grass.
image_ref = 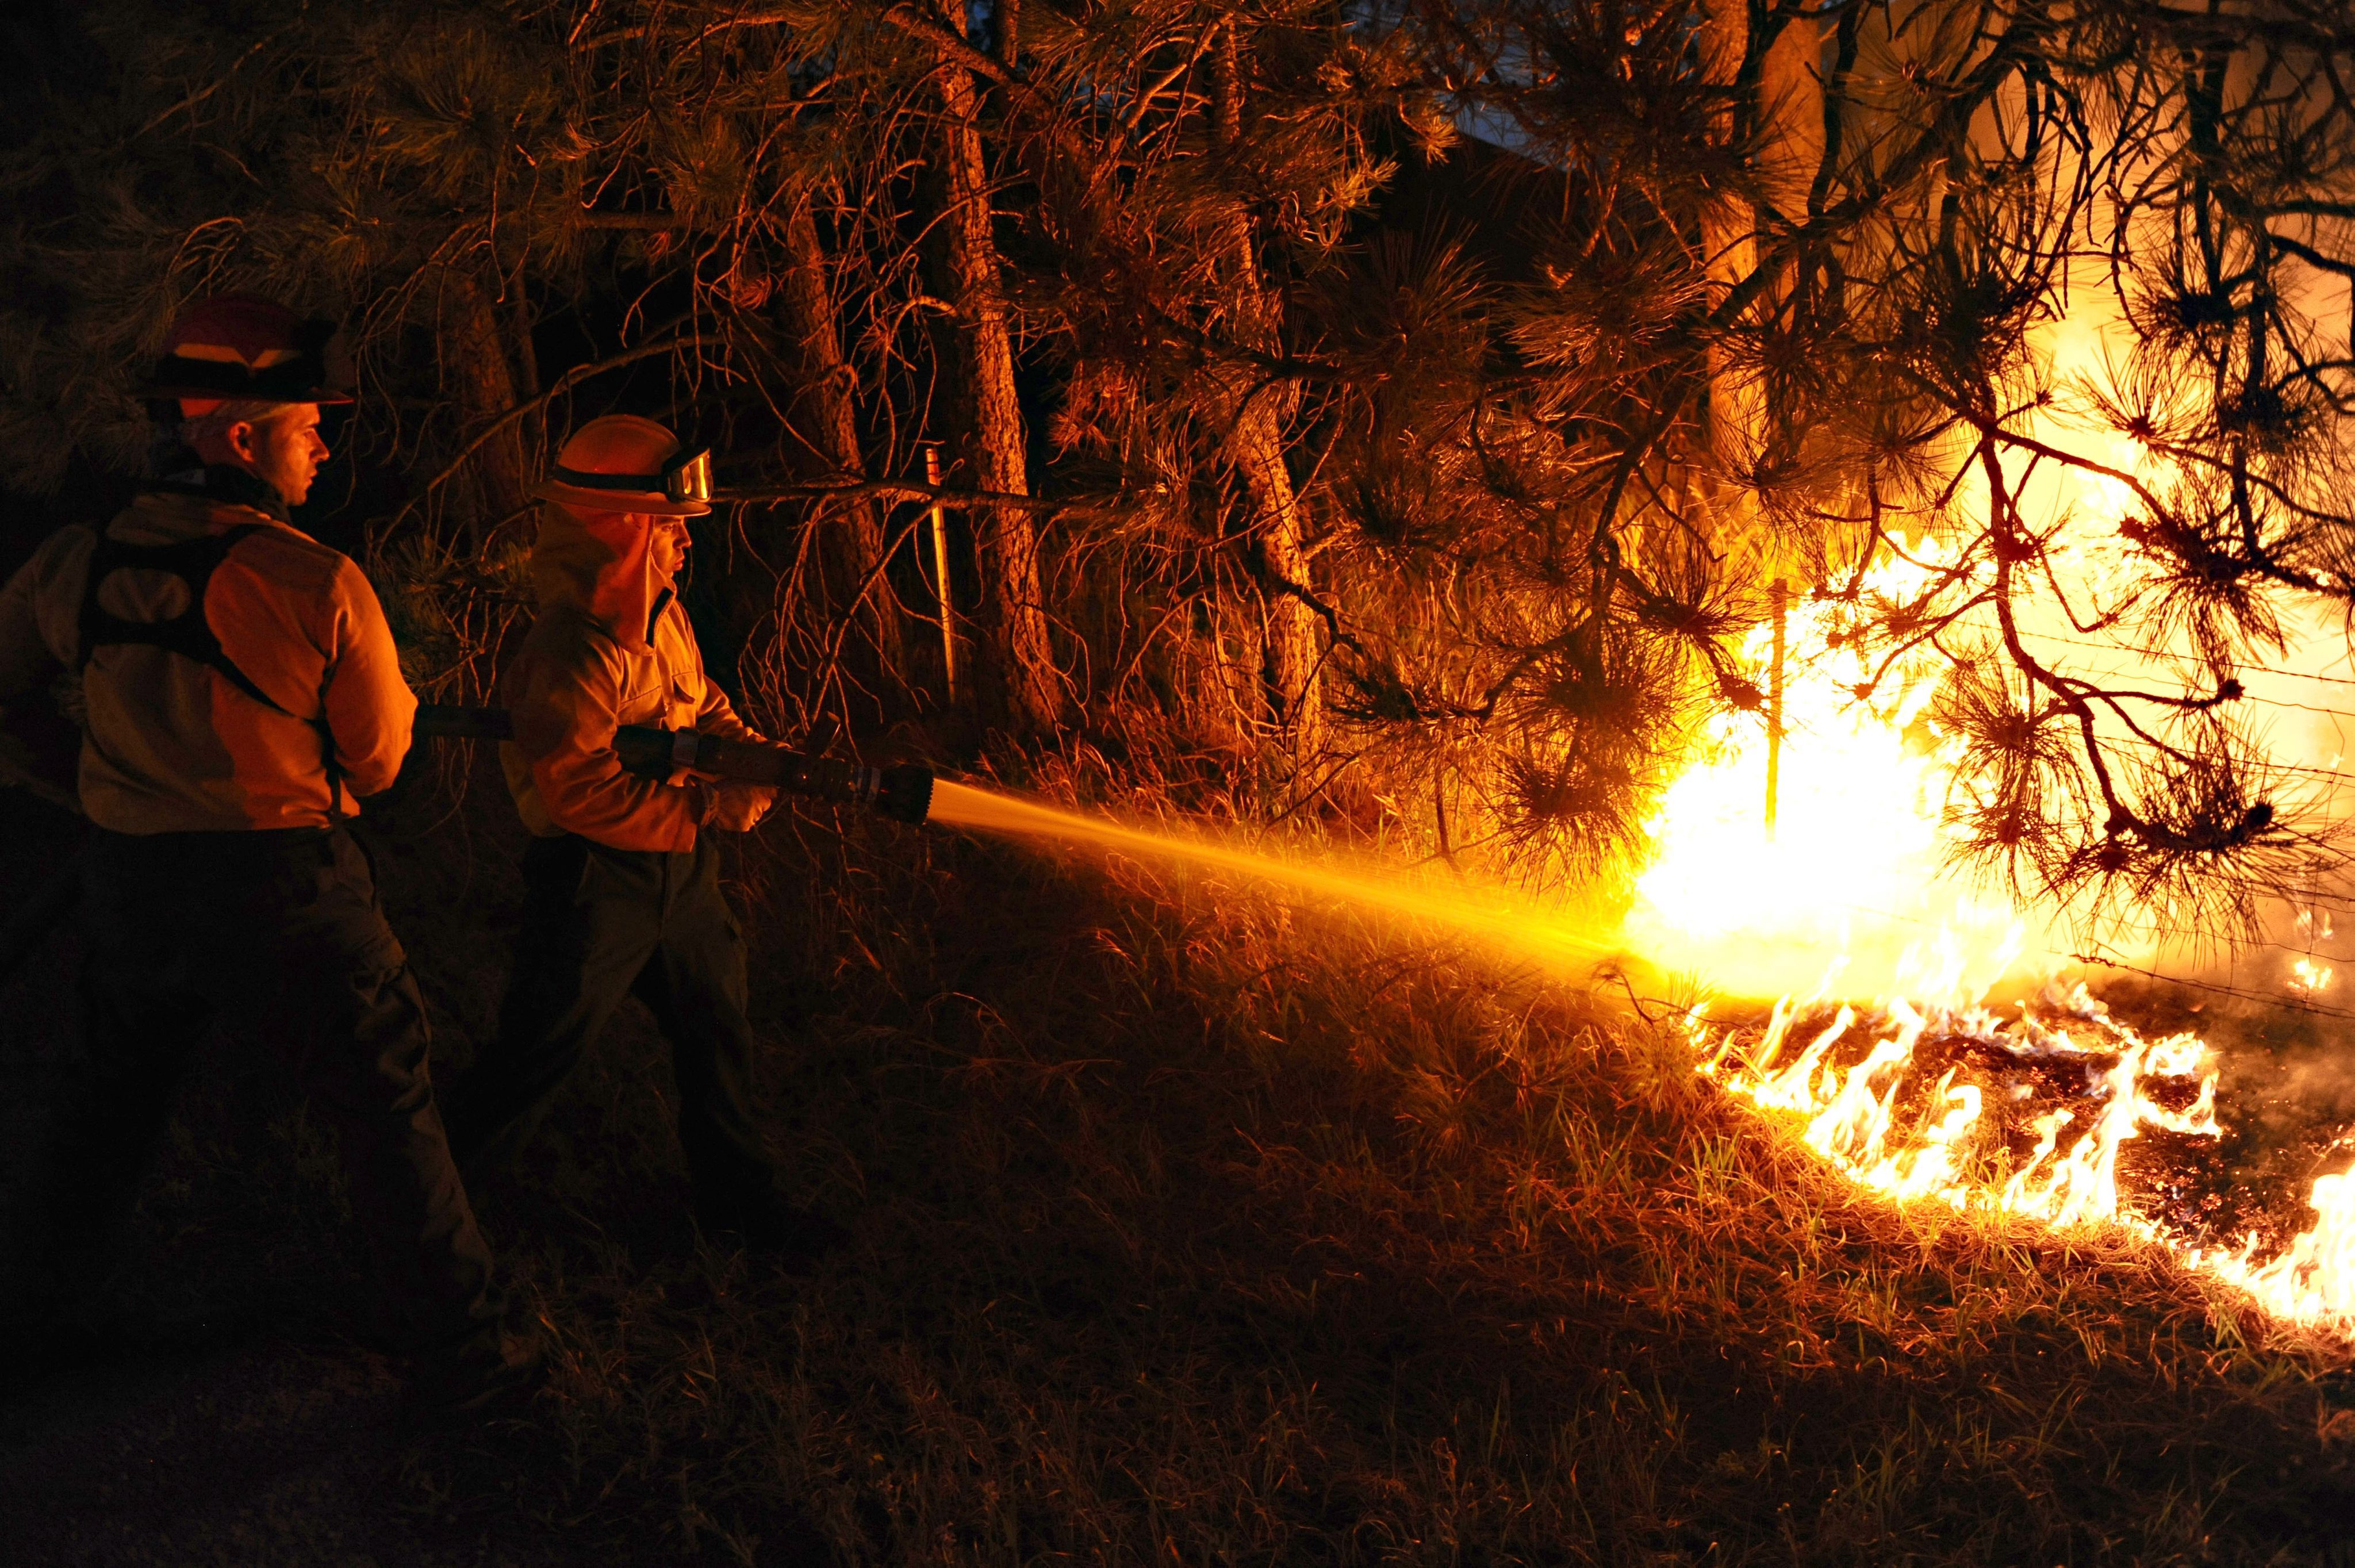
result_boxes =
[7,754,2355,1563]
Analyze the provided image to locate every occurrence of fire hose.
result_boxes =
[411,706,935,826]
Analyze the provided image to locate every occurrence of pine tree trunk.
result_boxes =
[931,14,1064,733]
[1196,592,1264,752]
[1697,0,1759,481]
[1697,0,1823,490]
[774,190,907,707]
[1233,401,1320,745]
[1213,22,1322,753]
[438,269,529,542]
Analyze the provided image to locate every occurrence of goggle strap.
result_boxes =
[551,446,713,503]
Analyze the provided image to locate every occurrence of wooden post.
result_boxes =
[925,444,959,704]
[1766,578,1788,842]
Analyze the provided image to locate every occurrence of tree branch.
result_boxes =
[394,331,707,524]
[720,480,1075,513]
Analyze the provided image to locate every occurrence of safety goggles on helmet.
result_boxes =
[549,445,714,506]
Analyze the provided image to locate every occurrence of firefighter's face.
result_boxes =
[650,516,690,584]
[228,404,331,506]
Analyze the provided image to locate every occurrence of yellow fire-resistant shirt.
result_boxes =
[0,489,414,833]
[498,503,765,853]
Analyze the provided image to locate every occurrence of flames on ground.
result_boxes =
[1689,973,2355,1333]
[1631,549,2355,1336]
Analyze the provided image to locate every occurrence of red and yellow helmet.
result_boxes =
[136,294,352,416]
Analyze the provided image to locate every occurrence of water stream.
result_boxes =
[926,779,1609,965]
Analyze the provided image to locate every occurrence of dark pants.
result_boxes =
[443,834,778,1218]
[48,826,497,1351]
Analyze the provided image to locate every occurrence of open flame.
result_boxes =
[1628,555,2043,997]
[1686,954,2355,1332]
[1692,955,2220,1240]
[1631,568,2355,1336]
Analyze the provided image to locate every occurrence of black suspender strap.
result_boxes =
[75,522,296,717]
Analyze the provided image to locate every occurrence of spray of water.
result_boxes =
[926,780,1610,967]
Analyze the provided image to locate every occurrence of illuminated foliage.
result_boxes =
[9,0,2355,928]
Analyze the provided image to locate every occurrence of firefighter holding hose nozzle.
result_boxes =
[0,296,530,1412]
[439,415,846,1264]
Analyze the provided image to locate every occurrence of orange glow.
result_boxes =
[1624,555,2031,999]
[926,779,1613,963]
[929,523,2355,1336]
[1622,533,2355,1331]
[931,766,2355,1332]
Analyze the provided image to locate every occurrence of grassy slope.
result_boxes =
[5,767,2355,1565]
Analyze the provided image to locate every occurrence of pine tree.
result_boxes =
[1375,0,2355,929]
[12,0,2355,941]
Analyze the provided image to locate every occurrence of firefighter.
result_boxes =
[0,294,528,1409]
[440,415,843,1262]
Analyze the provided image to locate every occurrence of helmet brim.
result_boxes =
[132,382,354,407]
[533,477,711,517]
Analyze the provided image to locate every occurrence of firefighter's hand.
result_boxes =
[709,783,774,832]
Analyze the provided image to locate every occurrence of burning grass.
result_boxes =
[4,758,2355,1562]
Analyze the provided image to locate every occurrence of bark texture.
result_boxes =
[1212,23,1322,753]
[1697,0,1824,485]
[436,270,529,541]
[773,190,907,706]
[932,11,1065,732]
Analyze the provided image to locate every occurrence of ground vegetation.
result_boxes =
[6,774,2355,1563]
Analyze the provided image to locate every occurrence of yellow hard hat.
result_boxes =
[535,414,712,517]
